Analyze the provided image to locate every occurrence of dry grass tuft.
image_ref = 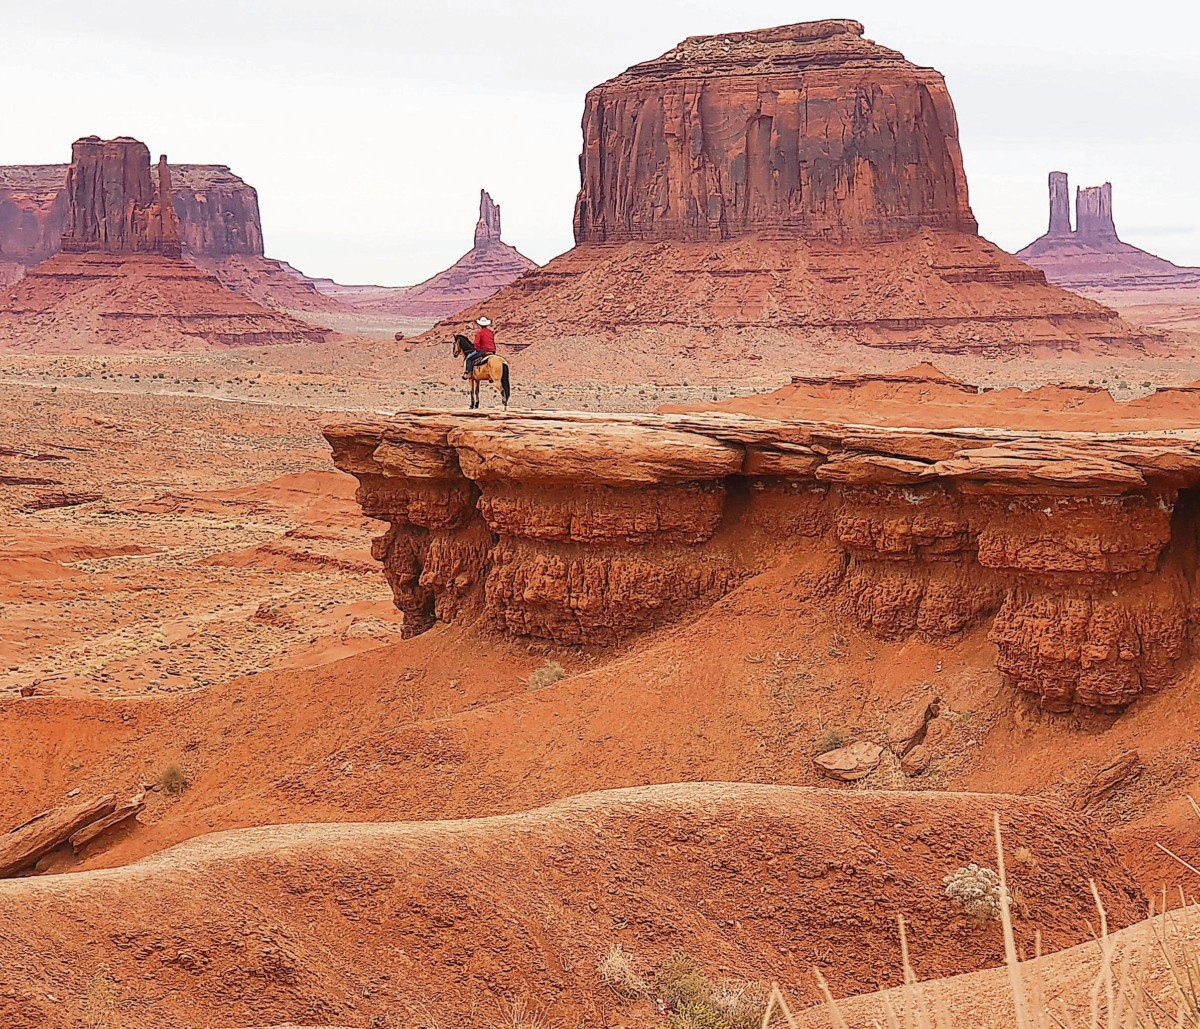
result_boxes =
[656,952,775,1028]
[158,763,189,796]
[597,942,649,998]
[527,661,567,691]
[759,810,1200,1029]
[494,997,553,1028]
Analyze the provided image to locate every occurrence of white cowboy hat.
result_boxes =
[476,317,492,327]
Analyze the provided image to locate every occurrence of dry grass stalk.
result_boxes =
[761,806,1200,1029]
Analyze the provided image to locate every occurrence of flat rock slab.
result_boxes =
[0,794,116,877]
[813,741,884,781]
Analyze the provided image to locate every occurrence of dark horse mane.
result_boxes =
[453,333,473,355]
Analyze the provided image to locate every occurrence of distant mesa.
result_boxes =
[1016,171,1200,301]
[0,135,328,352]
[313,189,538,320]
[422,18,1159,364]
[0,153,261,272]
[0,148,341,312]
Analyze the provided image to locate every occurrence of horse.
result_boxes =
[453,333,511,409]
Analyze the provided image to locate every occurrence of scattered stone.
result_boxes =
[1075,751,1142,810]
[888,697,941,756]
[901,745,931,777]
[923,716,954,752]
[0,795,116,877]
[813,741,884,782]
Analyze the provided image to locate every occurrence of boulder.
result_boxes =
[888,696,942,756]
[813,741,884,782]
[901,745,931,777]
[0,795,116,877]
[69,794,146,853]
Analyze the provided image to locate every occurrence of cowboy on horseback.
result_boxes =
[452,317,511,410]
[462,316,496,379]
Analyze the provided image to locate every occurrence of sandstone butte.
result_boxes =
[0,150,343,311]
[325,366,1200,715]
[426,19,1160,364]
[0,136,329,351]
[1017,170,1200,305]
[311,188,539,318]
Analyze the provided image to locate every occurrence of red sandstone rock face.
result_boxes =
[474,188,502,248]
[60,137,182,257]
[169,164,264,257]
[327,401,1200,714]
[0,165,69,269]
[573,20,977,245]
[430,20,1157,360]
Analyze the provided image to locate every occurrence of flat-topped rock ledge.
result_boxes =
[326,410,1200,713]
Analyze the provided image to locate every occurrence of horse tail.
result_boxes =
[501,361,511,405]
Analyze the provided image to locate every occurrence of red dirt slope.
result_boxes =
[0,784,1142,1029]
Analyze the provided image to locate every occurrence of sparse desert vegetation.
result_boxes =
[3,6,1200,1029]
[157,763,189,796]
[526,660,567,690]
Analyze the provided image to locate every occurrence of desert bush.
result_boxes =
[657,953,772,1029]
[494,997,551,1028]
[158,763,190,796]
[943,862,1001,923]
[817,728,845,754]
[597,943,649,998]
[526,661,566,691]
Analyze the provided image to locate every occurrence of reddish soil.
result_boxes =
[4,352,1200,1028]
[669,362,1200,431]
[0,785,1142,1029]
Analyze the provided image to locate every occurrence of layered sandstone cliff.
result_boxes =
[574,19,976,245]
[0,137,327,351]
[1017,172,1200,303]
[0,159,263,264]
[328,386,1200,714]
[426,19,1157,364]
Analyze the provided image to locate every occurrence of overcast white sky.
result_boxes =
[3,0,1196,285]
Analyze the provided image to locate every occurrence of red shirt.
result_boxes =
[473,326,496,354]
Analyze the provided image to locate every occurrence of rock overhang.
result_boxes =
[326,408,1200,713]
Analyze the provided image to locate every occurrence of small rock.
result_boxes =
[1075,751,1141,810]
[923,715,954,751]
[887,696,940,756]
[813,741,883,782]
[901,745,931,777]
[66,788,81,798]
[19,684,35,698]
